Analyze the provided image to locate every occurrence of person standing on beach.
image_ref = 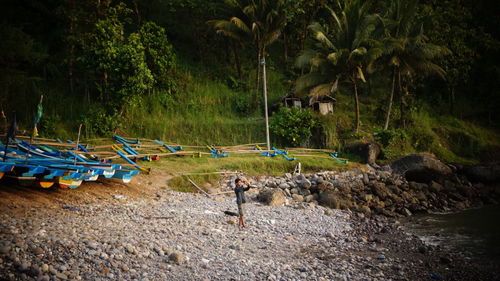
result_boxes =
[234,178,252,228]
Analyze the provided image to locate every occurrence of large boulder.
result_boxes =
[344,142,381,164]
[318,190,340,209]
[257,188,286,206]
[390,154,452,183]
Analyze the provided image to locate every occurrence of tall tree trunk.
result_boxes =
[398,71,406,128]
[383,68,397,130]
[231,39,242,80]
[132,0,141,25]
[252,48,262,109]
[283,30,288,68]
[256,48,261,92]
[353,77,360,133]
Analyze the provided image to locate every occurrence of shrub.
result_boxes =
[81,105,119,137]
[374,129,413,159]
[270,107,317,147]
[234,93,255,116]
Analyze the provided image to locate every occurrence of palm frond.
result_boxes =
[295,73,328,95]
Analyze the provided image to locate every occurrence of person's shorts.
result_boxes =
[237,204,244,215]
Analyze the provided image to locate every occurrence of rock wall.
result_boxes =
[232,157,500,218]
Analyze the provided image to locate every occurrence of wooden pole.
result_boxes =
[261,57,271,151]
[74,124,83,165]
[187,177,211,198]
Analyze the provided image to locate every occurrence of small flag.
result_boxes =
[34,102,43,125]
[33,95,43,137]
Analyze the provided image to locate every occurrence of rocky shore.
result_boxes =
[0,191,498,280]
[0,153,499,280]
[242,154,500,218]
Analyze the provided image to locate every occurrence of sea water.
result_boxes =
[404,204,500,262]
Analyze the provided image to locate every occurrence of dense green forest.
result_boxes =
[1,0,499,163]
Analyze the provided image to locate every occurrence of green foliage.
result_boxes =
[39,114,61,137]
[270,107,317,147]
[139,22,177,90]
[374,129,413,159]
[80,106,118,137]
[295,0,381,132]
[0,0,498,167]
[234,93,255,115]
[374,129,407,147]
[118,33,154,101]
[226,75,248,91]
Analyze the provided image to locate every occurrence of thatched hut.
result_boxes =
[279,92,302,109]
[309,95,336,115]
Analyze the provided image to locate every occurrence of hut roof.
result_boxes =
[279,92,301,102]
[309,95,336,105]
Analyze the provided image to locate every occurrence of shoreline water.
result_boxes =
[403,204,500,262]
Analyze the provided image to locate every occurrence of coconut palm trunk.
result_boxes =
[231,39,242,80]
[383,68,397,130]
[352,76,361,133]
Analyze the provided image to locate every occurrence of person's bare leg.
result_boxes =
[240,215,247,228]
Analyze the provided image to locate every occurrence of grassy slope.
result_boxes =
[141,152,355,193]
[40,57,498,165]
[121,61,288,146]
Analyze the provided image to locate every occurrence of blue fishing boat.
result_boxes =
[6,164,47,186]
[112,168,140,183]
[0,162,15,179]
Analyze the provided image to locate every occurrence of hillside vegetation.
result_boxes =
[1,0,499,164]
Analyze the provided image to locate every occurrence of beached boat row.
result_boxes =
[0,139,140,189]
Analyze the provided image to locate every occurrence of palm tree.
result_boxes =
[208,0,287,87]
[207,0,254,80]
[295,0,381,133]
[377,0,450,129]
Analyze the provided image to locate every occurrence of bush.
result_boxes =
[270,107,317,147]
[81,106,119,137]
[374,129,412,159]
[234,93,255,116]
[39,114,61,137]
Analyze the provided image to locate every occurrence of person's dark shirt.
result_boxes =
[234,185,250,205]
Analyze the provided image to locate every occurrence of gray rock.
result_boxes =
[300,179,312,189]
[41,264,49,272]
[168,252,186,264]
[292,194,304,203]
[344,142,381,164]
[258,189,286,206]
[279,183,289,189]
[0,245,11,254]
[304,195,314,203]
[18,262,29,272]
[55,272,68,280]
[284,188,292,197]
[38,275,50,281]
[318,191,340,209]
[391,154,452,183]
